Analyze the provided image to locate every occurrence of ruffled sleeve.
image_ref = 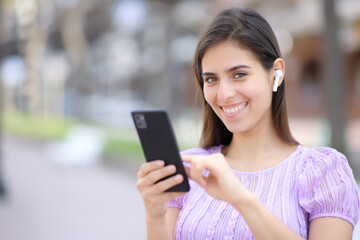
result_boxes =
[168,194,185,208]
[298,147,360,228]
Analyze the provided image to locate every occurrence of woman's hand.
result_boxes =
[182,154,249,206]
[136,160,185,220]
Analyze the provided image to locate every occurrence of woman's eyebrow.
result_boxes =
[202,64,251,77]
[202,72,216,77]
[225,64,251,73]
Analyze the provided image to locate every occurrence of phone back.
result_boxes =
[131,109,190,192]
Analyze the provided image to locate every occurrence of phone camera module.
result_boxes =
[134,114,147,129]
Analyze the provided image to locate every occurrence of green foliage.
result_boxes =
[2,111,76,140]
[1,111,196,163]
[103,135,144,161]
[1,111,144,161]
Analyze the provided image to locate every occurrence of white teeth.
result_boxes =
[223,104,247,114]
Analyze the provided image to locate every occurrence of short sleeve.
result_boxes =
[168,194,185,208]
[298,147,360,228]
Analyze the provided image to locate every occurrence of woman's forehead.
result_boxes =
[201,41,259,71]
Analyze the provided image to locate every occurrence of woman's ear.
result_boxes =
[272,58,285,91]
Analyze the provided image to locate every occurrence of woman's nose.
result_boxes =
[217,79,235,102]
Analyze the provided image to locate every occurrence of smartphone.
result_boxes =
[131,109,190,192]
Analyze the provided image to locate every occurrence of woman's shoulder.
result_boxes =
[294,145,357,192]
[296,144,357,194]
[296,145,360,227]
[180,145,223,156]
[303,145,344,158]
[296,145,348,170]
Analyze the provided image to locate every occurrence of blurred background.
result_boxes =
[0,0,359,239]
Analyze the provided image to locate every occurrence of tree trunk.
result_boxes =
[323,0,348,160]
[0,0,7,197]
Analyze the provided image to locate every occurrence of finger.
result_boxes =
[181,155,195,163]
[141,175,186,204]
[182,155,209,187]
[152,174,184,193]
[197,175,207,188]
[137,164,176,191]
[184,165,191,178]
[137,160,165,179]
[189,159,207,187]
[206,153,226,172]
[140,164,177,189]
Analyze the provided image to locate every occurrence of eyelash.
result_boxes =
[233,72,247,79]
[203,72,247,83]
[204,77,217,83]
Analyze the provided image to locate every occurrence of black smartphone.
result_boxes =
[131,109,190,192]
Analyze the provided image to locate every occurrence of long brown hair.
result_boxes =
[194,8,298,148]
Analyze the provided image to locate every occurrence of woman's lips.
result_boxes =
[220,102,248,115]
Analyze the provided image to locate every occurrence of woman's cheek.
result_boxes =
[203,89,213,105]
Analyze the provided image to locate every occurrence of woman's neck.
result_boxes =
[222,127,296,172]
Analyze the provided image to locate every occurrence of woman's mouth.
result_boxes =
[220,102,248,115]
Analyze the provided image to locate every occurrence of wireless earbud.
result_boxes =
[273,70,283,92]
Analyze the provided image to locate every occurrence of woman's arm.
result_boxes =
[233,193,304,240]
[145,216,172,240]
[145,207,180,240]
[234,196,353,240]
[167,207,181,237]
[136,160,185,240]
[308,217,353,240]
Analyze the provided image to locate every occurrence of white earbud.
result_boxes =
[273,70,283,92]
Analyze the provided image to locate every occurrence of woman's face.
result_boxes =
[202,40,274,134]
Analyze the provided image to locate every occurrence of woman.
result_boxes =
[136,7,360,239]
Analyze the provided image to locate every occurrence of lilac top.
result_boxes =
[168,145,360,239]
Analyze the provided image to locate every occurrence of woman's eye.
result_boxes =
[204,77,217,83]
[234,72,246,79]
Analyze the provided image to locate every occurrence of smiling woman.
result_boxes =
[194,11,296,149]
[201,41,278,136]
[135,7,360,240]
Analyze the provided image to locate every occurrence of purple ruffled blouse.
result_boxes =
[168,145,360,239]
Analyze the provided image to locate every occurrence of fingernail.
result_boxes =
[156,160,164,166]
[167,165,176,172]
[174,175,183,182]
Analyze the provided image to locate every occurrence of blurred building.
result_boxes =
[212,0,360,119]
[0,0,359,123]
